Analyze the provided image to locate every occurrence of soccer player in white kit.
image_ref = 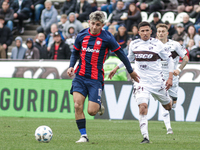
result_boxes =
[109,21,174,144]
[156,23,189,134]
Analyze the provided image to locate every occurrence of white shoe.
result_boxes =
[76,135,89,143]
[98,102,105,116]
[172,103,176,108]
[167,128,173,134]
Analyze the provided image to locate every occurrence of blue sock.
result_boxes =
[76,119,87,136]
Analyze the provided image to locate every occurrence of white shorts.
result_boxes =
[133,83,171,106]
[168,84,178,98]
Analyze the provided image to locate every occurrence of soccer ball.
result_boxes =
[35,125,53,143]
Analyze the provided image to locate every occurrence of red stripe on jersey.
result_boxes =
[111,46,121,52]
[91,37,103,80]
[102,47,109,80]
[73,45,80,50]
[78,36,90,76]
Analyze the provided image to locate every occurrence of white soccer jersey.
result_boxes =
[119,38,172,86]
[161,39,187,85]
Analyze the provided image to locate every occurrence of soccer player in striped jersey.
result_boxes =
[156,23,189,134]
[67,11,139,143]
[109,21,174,144]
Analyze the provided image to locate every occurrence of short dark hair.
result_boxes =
[138,21,151,30]
[156,23,168,30]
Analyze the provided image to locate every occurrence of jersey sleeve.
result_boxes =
[108,35,121,52]
[175,42,187,58]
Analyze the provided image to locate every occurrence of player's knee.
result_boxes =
[139,103,148,115]
[87,110,97,116]
[74,102,83,112]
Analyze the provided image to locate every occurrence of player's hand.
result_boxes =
[67,67,74,77]
[173,69,180,76]
[166,78,172,90]
[108,67,118,79]
[130,71,140,83]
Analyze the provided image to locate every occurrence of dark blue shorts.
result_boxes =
[70,75,102,105]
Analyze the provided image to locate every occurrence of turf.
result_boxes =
[0,117,200,150]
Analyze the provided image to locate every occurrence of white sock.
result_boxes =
[161,106,172,130]
[139,115,149,140]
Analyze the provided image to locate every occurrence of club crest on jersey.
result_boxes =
[96,41,101,45]
[148,46,153,50]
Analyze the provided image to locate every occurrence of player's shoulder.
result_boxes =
[130,38,141,46]
[101,29,113,39]
[150,37,163,45]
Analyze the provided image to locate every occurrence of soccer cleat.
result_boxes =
[98,102,105,116]
[167,128,173,134]
[76,135,89,143]
[140,138,150,144]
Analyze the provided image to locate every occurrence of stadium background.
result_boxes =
[0,60,199,122]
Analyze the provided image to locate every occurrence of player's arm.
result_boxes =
[109,48,139,82]
[174,55,189,76]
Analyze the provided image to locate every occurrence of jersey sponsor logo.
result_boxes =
[96,41,101,45]
[82,46,100,53]
[83,40,88,43]
[135,53,153,59]
[139,64,149,70]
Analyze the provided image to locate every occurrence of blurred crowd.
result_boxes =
[0,0,199,62]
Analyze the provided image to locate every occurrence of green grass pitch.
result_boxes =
[0,117,200,150]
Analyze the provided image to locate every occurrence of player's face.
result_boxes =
[157,27,168,40]
[138,26,152,41]
[89,20,104,35]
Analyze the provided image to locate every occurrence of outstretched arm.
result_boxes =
[67,49,79,77]
[173,55,189,76]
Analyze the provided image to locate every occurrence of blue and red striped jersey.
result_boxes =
[73,28,121,82]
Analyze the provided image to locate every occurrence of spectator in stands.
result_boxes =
[125,3,141,32]
[34,33,48,59]
[30,0,45,25]
[60,0,76,16]
[65,24,77,52]
[108,25,116,36]
[0,1,14,31]
[49,31,71,60]
[46,23,64,51]
[150,12,163,38]
[114,24,128,55]
[62,12,83,39]
[183,25,200,47]
[190,5,200,34]
[103,0,127,31]
[136,0,164,13]
[165,21,176,39]
[186,39,197,52]
[10,36,26,59]
[100,0,117,16]
[172,23,187,41]
[75,0,92,22]
[25,38,40,59]
[177,0,199,14]
[58,14,67,32]
[12,0,31,34]
[0,15,12,58]
[36,0,58,35]
[190,40,200,61]
[0,0,13,8]
[128,24,140,40]
[181,14,194,32]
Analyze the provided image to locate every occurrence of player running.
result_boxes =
[156,23,189,134]
[67,11,139,143]
[109,21,174,144]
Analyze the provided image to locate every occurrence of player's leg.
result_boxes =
[134,86,150,144]
[73,92,89,143]
[87,79,104,116]
[160,104,173,134]
[139,102,150,144]
[70,76,89,143]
